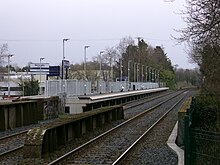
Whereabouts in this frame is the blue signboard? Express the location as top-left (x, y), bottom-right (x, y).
top-left (48, 66), bottom-right (60, 76)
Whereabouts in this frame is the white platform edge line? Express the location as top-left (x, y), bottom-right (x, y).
top-left (167, 121), bottom-right (184, 165)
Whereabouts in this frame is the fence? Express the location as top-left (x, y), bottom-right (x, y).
top-left (45, 80), bottom-right (91, 97)
top-left (45, 79), bottom-right (162, 97)
top-left (184, 99), bottom-right (220, 165)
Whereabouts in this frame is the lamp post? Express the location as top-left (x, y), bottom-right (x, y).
top-left (152, 68), bottom-right (155, 82)
top-left (84, 46), bottom-right (90, 80)
top-left (134, 63), bottom-right (136, 82)
top-left (128, 60), bottom-right (131, 91)
top-left (149, 67), bottom-right (152, 82)
top-left (62, 38), bottom-right (69, 80)
top-left (7, 54), bottom-right (14, 97)
top-left (99, 51), bottom-right (104, 80)
top-left (146, 66), bottom-right (149, 82)
top-left (158, 70), bottom-right (160, 87)
top-left (137, 63), bottom-right (139, 82)
top-left (84, 46), bottom-right (90, 95)
top-left (120, 59), bottom-right (123, 82)
top-left (39, 57), bottom-right (45, 95)
top-left (142, 65), bottom-right (144, 82)
top-left (110, 57), bottom-right (114, 93)
top-left (99, 51), bottom-right (104, 93)
top-left (128, 60), bottom-right (131, 83)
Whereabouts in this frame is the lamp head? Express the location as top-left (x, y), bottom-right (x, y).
top-left (63, 38), bottom-right (70, 42)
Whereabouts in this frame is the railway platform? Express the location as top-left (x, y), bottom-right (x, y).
top-left (66, 87), bottom-right (168, 114)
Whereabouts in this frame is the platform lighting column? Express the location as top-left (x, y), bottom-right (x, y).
top-left (62, 38), bottom-right (69, 80)
top-left (99, 51), bottom-right (104, 93)
top-left (155, 69), bottom-right (157, 83)
top-left (84, 46), bottom-right (90, 95)
top-left (158, 70), bottom-right (160, 87)
top-left (134, 63), bottom-right (136, 82)
top-left (142, 65), bottom-right (144, 82)
top-left (110, 57), bottom-right (113, 92)
top-left (84, 46), bottom-right (90, 80)
top-left (148, 67), bottom-right (151, 82)
top-left (151, 68), bottom-right (154, 82)
top-left (128, 60), bottom-right (131, 90)
top-left (39, 57), bottom-right (45, 95)
top-left (152, 68), bottom-right (155, 82)
top-left (128, 60), bottom-right (132, 82)
top-left (150, 67), bottom-right (153, 82)
top-left (7, 54), bottom-right (14, 97)
top-left (145, 66), bottom-right (148, 82)
top-left (137, 63), bottom-right (139, 82)
top-left (120, 58), bottom-right (122, 82)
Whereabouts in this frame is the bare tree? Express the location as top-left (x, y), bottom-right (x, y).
top-left (102, 47), bottom-right (117, 81)
top-left (116, 36), bottom-right (135, 57)
top-left (177, 0), bottom-right (220, 94)
top-left (0, 43), bottom-right (9, 67)
top-left (178, 0), bottom-right (220, 46)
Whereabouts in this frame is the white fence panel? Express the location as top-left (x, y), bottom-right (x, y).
top-left (45, 79), bottom-right (163, 97)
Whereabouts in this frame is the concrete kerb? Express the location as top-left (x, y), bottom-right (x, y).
top-left (167, 121), bottom-right (184, 165)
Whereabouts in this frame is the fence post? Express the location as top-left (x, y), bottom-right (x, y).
top-left (184, 109), bottom-right (190, 165)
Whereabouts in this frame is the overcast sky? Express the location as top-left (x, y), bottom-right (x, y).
top-left (0, 0), bottom-right (195, 69)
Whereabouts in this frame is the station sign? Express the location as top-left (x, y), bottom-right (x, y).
top-left (30, 63), bottom-right (50, 75)
top-left (62, 60), bottom-right (70, 68)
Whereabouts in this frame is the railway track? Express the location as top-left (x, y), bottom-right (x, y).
top-left (112, 93), bottom-right (185, 164)
top-left (122, 90), bottom-right (175, 110)
top-left (0, 90), bottom-right (190, 164)
top-left (0, 118), bottom-right (60, 160)
top-left (0, 130), bottom-right (27, 157)
top-left (0, 90), bottom-right (173, 159)
top-left (48, 90), bottom-right (187, 164)
top-left (0, 130), bottom-right (27, 165)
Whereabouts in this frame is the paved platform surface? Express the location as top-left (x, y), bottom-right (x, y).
top-left (167, 122), bottom-right (184, 165)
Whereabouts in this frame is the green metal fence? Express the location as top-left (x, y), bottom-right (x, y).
top-left (185, 99), bottom-right (220, 165)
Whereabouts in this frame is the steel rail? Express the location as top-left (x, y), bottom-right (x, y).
top-left (0, 130), bottom-right (28, 141)
top-left (112, 95), bottom-right (185, 165)
top-left (0, 145), bottom-right (23, 157)
top-left (48, 91), bottom-right (185, 165)
top-left (122, 90), bottom-right (175, 109)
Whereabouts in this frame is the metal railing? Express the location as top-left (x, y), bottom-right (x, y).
top-left (45, 79), bottom-right (162, 97)
top-left (184, 98), bottom-right (220, 165)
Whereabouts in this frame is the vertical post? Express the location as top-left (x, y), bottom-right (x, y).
top-left (62, 38), bottom-right (69, 80)
top-left (149, 67), bottom-right (152, 82)
top-left (134, 63), bottom-right (136, 82)
top-left (99, 51), bottom-right (104, 80)
top-left (7, 54), bottom-right (14, 97)
top-left (142, 65), bottom-right (144, 82)
top-left (39, 57), bottom-right (45, 95)
top-left (152, 68), bottom-right (155, 82)
top-left (127, 60), bottom-right (131, 91)
top-left (84, 46), bottom-right (90, 95)
top-left (185, 114), bottom-right (190, 165)
top-left (120, 59), bottom-right (123, 91)
top-left (146, 66), bottom-right (148, 82)
top-left (110, 57), bottom-right (113, 92)
top-left (137, 63), bottom-right (139, 82)
top-left (158, 70), bottom-right (160, 87)
top-left (128, 60), bottom-right (130, 82)
top-left (99, 51), bottom-right (104, 94)
top-left (84, 46), bottom-right (90, 81)
top-left (62, 40), bottom-right (64, 80)
top-left (22, 73), bottom-right (24, 96)
top-left (8, 56), bottom-right (10, 97)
